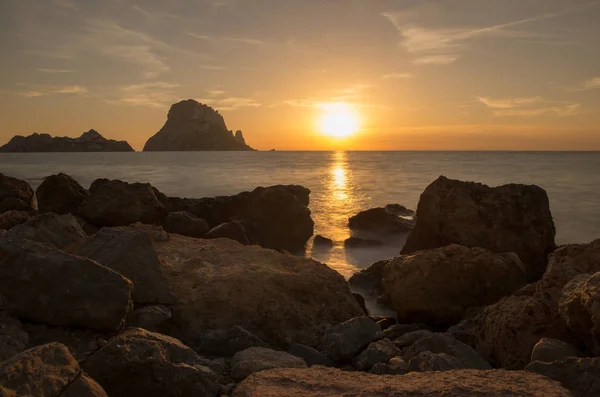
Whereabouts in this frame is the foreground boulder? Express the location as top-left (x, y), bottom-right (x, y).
top-left (233, 367), bottom-right (572, 396)
top-left (0, 210), bottom-right (29, 230)
top-left (321, 317), bottom-right (382, 362)
top-left (78, 179), bottom-right (167, 227)
top-left (348, 207), bottom-right (413, 234)
top-left (165, 185), bottom-right (314, 251)
top-left (82, 328), bottom-right (220, 397)
top-left (401, 176), bottom-right (556, 280)
top-left (0, 343), bottom-right (108, 397)
top-left (162, 211), bottom-right (209, 238)
top-left (36, 173), bottom-right (89, 215)
top-left (134, 226), bottom-right (363, 349)
top-left (230, 347), bottom-right (307, 381)
top-left (382, 245), bottom-right (527, 326)
top-left (0, 242), bottom-right (132, 331)
top-left (0, 313), bottom-right (29, 362)
top-left (75, 227), bottom-right (175, 304)
top-left (0, 173), bottom-right (34, 208)
top-left (527, 357), bottom-right (600, 397)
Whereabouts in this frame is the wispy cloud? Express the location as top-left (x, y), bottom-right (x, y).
top-left (37, 68), bottom-right (73, 73)
top-left (413, 55), bottom-right (459, 65)
top-left (477, 96), bottom-right (542, 109)
top-left (584, 77), bottom-right (600, 89)
top-left (108, 82), bottom-right (180, 108)
top-left (199, 64), bottom-right (227, 71)
top-left (478, 96), bottom-right (581, 117)
top-left (383, 72), bottom-right (414, 79)
top-left (494, 104), bottom-right (581, 117)
top-left (188, 33), bottom-right (267, 46)
top-left (16, 84), bottom-right (87, 97)
top-left (206, 89), bottom-right (227, 96)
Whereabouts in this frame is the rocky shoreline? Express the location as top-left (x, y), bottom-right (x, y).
top-left (1, 172), bottom-right (598, 396)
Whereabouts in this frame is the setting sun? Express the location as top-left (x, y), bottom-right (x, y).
top-left (317, 102), bottom-right (360, 138)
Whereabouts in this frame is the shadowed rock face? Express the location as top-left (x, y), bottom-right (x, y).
top-left (0, 130), bottom-right (134, 152)
top-left (143, 99), bottom-right (255, 151)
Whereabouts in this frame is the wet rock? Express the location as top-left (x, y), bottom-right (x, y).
top-left (78, 179), bottom-right (167, 227)
top-left (353, 293), bottom-right (368, 314)
top-left (0, 213), bottom-right (86, 251)
top-left (287, 343), bottom-right (333, 367)
top-left (0, 173), bottom-right (34, 207)
top-left (83, 328), bottom-right (220, 397)
top-left (0, 312), bottom-right (29, 362)
top-left (0, 197), bottom-right (32, 213)
top-left (312, 234), bottom-right (333, 248)
top-left (530, 338), bottom-right (583, 363)
top-left (126, 305), bottom-right (172, 332)
top-left (0, 210), bottom-right (29, 230)
top-left (75, 227), bottom-right (175, 304)
top-left (526, 357), bottom-right (600, 397)
top-left (403, 333), bottom-right (491, 370)
top-left (36, 173), bottom-right (89, 215)
top-left (232, 366), bottom-right (572, 397)
top-left (392, 330), bottom-right (434, 349)
top-left (230, 347), bottom-right (306, 381)
top-left (0, 343), bottom-right (108, 397)
top-left (193, 326), bottom-right (269, 357)
top-left (383, 323), bottom-right (428, 341)
top-left (348, 207), bottom-right (413, 234)
top-left (353, 339), bottom-right (401, 370)
top-left (321, 317), bottom-right (382, 362)
top-left (204, 220), bottom-right (253, 245)
top-left (344, 237), bottom-right (383, 248)
top-left (0, 242), bottom-right (132, 331)
top-left (401, 176), bottom-right (556, 280)
top-left (383, 245), bottom-right (527, 327)
top-left (162, 211), bottom-right (209, 238)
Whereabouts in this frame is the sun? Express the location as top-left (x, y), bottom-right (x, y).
top-left (317, 102), bottom-right (360, 138)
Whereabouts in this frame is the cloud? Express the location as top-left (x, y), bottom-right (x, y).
top-left (16, 84), bottom-right (87, 97)
top-left (199, 64), bottom-right (227, 71)
top-left (108, 82), bottom-right (180, 108)
top-left (477, 96), bottom-right (542, 109)
top-left (584, 77), bottom-right (600, 89)
top-left (493, 104), bottom-right (581, 117)
top-left (383, 73), bottom-right (414, 79)
top-left (37, 68), bottom-right (73, 73)
top-left (188, 32), bottom-right (267, 46)
top-left (478, 96), bottom-right (581, 117)
top-left (413, 55), bottom-right (459, 65)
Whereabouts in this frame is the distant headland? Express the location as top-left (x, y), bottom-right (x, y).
top-left (0, 129), bottom-right (134, 153)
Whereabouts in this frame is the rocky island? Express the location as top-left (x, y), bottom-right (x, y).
top-left (143, 99), bottom-right (256, 151)
top-left (0, 173), bottom-right (598, 396)
top-left (0, 129), bottom-right (134, 152)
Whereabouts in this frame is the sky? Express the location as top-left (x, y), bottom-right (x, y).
top-left (1, 0), bottom-right (599, 151)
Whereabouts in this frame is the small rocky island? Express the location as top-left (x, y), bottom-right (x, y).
top-left (143, 99), bottom-right (255, 151)
top-left (0, 129), bottom-right (134, 152)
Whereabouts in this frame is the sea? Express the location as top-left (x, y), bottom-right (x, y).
top-left (2, 151), bottom-right (599, 280)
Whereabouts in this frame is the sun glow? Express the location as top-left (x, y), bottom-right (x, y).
top-left (317, 102), bottom-right (360, 138)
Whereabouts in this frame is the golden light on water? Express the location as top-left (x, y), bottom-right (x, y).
top-left (317, 102), bottom-right (360, 138)
top-left (331, 166), bottom-right (348, 200)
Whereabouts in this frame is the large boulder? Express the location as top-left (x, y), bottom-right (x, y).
top-left (82, 328), bottom-right (220, 397)
top-left (0, 313), bottom-right (29, 362)
top-left (162, 211), bottom-right (209, 238)
top-left (321, 317), bottom-right (382, 362)
top-left (134, 225), bottom-right (363, 349)
top-left (75, 227), bottom-right (175, 304)
top-left (204, 220), bottom-right (254, 245)
top-left (401, 176), bottom-right (556, 280)
top-left (0, 210), bottom-right (29, 230)
top-left (78, 179), bottom-right (167, 227)
top-left (527, 357), bottom-right (600, 397)
top-left (0, 173), bottom-right (34, 208)
top-left (402, 333), bottom-right (491, 370)
top-left (382, 245), bottom-right (527, 326)
top-left (348, 207), bottom-right (413, 234)
top-left (165, 185), bottom-right (314, 251)
top-left (0, 343), bottom-right (108, 397)
top-left (0, 242), bottom-right (132, 331)
top-left (36, 173), bottom-right (89, 215)
top-left (0, 212), bottom-right (86, 251)
top-left (0, 197), bottom-right (32, 212)
top-left (232, 367), bottom-right (572, 397)
top-left (230, 347), bottom-right (307, 381)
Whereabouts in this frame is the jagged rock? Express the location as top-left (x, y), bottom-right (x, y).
top-left (403, 333), bottom-right (491, 370)
top-left (204, 220), bottom-right (254, 245)
top-left (133, 225), bottom-right (363, 348)
top-left (559, 272), bottom-right (600, 354)
top-left (0, 129), bottom-right (134, 152)
top-left (353, 338), bottom-right (401, 370)
top-left (530, 338), bottom-right (583, 363)
top-left (162, 211), bottom-right (209, 238)
top-left (401, 176), bottom-right (556, 280)
top-left (0, 242), bottom-right (132, 331)
top-left (36, 173), bottom-right (89, 214)
top-left (392, 330), bottom-right (434, 349)
top-left (344, 237), bottom-right (383, 248)
top-left (0, 197), bottom-right (32, 212)
top-left (143, 99), bottom-right (255, 151)
top-left (165, 185), bottom-right (314, 252)
top-left (348, 207), bottom-right (413, 234)
top-left (0, 173), bottom-right (34, 206)
top-left (78, 179), bottom-right (167, 227)
top-left (287, 344), bottom-right (333, 367)
top-left (527, 357), bottom-right (600, 397)
top-left (0, 313), bottom-right (29, 362)
top-left (126, 305), bottom-right (172, 332)
top-left (193, 326), bottom-right (269, 357)
top-left (230, 347), bottom-right (306, 381)
top-left (383, 323), bottom-right (428, 341)
top-left (383, 245), bottom-right (527, 326)
top-left (0, 213), bottom-right (86, 251)
top-left (321, 317), bottom-right (382, 362)
top-left (82, 328), bottom-right (220, 397)
top-left (0, 343), bottom-right (109, 397)
top-left (0, 210), bottom-right (29, 230)
top-left (75, 227), bottom-right (175, 304)
top-left (348, 259), bottom-right (390, 298)
top-left (232, 367), bottom-right (572, 397)
top-left (312, 235), bottom-right (333, 248)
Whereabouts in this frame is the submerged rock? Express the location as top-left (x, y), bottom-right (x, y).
top-left (36, 173), bottom-right (89, 215)
top-left (312, 235), bottom-right (333, 248)
top-left (230, 347), bottom-right (306, 381)
top-left (348, 207), bottom-right (413, 234)
top-left (401, 176), bottom-right (556, 280)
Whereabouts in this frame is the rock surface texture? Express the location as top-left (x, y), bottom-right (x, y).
top-left (401, 176), bottom-right (556, 280)
top-left (527, 357), bottom-right (600, 397)
top-left (143, 100), bottom-right (255, 151)
top-left (0, 129), bottom-right (133, 152)
top-left (321, 317), bottom-right (382, 362)
top-left (230, 347), bottom-right (307, 381)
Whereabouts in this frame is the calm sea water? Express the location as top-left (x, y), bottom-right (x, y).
top-left (1, 151), bottom-right (599, 279)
